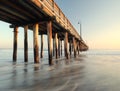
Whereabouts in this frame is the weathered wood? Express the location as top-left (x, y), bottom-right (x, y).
top-left (33, 23), bottom-right (39, 63)
top-left (0, 1), bottom-right (88, 64)
top-left (13, 26), bottom-right (18, 62)
top-left (79, 42), bottom-right (82, 51)
top-left (69, 40), bottom-right (72, 56)
top-left (24, 25), bottom-right (28, 62)
top-left (64, 32), bottom-right (69, 59)
top-left (77, 42), bottom-right (80, 55)
top-left (79, 41), bottom-right (81, 52)
top-left (40, 34), bottom-right (43, 58)
top-left (72, 43), bottom-right (74, 52)
top-left (73, 37), bottom-right (76, 58)
top-left (55, 33), bottom-right (58, 59)
top-left (47, 21), bottom-right (53, 65)
top-left (30, 0), bottom-right (81, 40)
top-left (0, 0), bottom-right (85, 43)
top-left (53, 37), bottom-right (55, 57)
top-left (61, 40), bottom-right (62, 56)
top-left (58, 38), bottom-right (60, 57)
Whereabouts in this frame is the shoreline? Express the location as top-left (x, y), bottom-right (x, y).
top-left (0, 50), bottom-right (120, 91)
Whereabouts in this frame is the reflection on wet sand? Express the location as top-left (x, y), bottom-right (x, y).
top-left (1, 55), bottom-right (120, 91)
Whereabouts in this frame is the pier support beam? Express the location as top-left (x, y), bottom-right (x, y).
top-left (69, 40), bottom-right (72, 56)
top-left (47, 21), bottom-right (53, 65)
top-left (53, 37), bottom-right (55, 57)
top-left (79, 42), bottom-right (81, 52)
top-left (58, 38), bottom-right (60, 57)
top-left (73, 37), bottom-right (76, 58)
top-left (55, 33), bottom-right (58, 59)
top-left (13, 26), bottom-right (18, 62)
top-left (40, 34), bottom-right (43, 58)
top-left (61, 40), bottom-right (62, 56)
top-left (77, 42), bottom-right (80, 55)
top-left (64, 32), bottom-right (69, 59)
top-left (33, 23), bottom-right (39, 63)
top-left (24, 25), bottom-right (28, 62)
top-left (72, 42), bottom-right (74, 52)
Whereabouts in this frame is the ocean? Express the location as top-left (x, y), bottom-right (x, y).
top-left (0, 49), bottom-right (120, 91)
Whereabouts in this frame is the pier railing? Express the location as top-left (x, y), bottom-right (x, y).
top-left (31, 0), bottom-right (80, 40)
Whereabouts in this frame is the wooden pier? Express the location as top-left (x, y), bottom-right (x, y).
top-left (0, 0), bottom-right (88, 65)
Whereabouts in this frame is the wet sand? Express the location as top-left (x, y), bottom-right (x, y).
top-left (1, 54), bottom-right (120, 91)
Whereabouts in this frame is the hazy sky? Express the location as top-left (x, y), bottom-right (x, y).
top-left (0, 0), bottom-right (120, 49)
top-left (55, 0), bottom-right (120, 49)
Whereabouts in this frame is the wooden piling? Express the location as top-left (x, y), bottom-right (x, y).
top-left (47, 21), bottom-right (53, 65)
top-left (69, 40), bottom-right (72, 56)
top-left (73, 37), bottom-right (76, 58)
top-left (77, 42), bottom-right (80, 55)
top-left (55, 33), bottom-right (58, 59)
top-left (58, 38), bottom-right (60, 57)
top-left (79, 41), bottom-right (81, 52)
top-left (53, 37), bottom-right (55, 56)
top-left (64, 32), bottom-right (69, 59)
top-left (33, 23), bottom-right (39, 63)
top-left (40, 34), bottom-right (43, 58)
top-left (72, 42), bottom-right (74, 52)
top-left (13, 26), bottom-right (18, 62)
top-left (24, 25), bottom-right (28, 62)
top-left (61, 40), bottom-right (62, 56)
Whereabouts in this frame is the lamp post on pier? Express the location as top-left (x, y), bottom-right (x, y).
top-left (78, 21), bottom-right (82, 38)
top-left (78, 21), bottom-right (82, 52)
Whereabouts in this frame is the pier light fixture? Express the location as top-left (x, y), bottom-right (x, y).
top-left (78, 21), bottom-right (82, 38)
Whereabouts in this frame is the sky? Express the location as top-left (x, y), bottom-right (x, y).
top-left (0, 0), bottom-right (120, 49)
